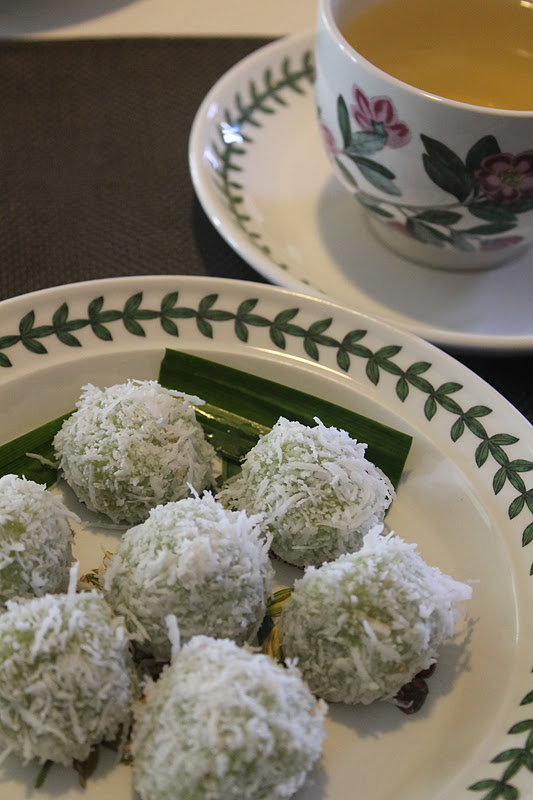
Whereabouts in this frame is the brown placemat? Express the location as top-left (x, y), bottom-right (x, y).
top-left (0, 36), bottom-right (272, 301)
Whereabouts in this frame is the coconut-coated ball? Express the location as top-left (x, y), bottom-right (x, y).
top-left (0, 582), bottom-right (136, 765)
top-left (53, 379), bottom-right (215, 524)
top-left (0, 473), bottom-right (76, 604)
top-left (217, 416), bottom-right (394, 567)
top-left (278, 530), bottom-right (472, 704)
top-left (102, 493), bottom-right (273, 661)
top-left (131, 635), bottom-right (326, 800)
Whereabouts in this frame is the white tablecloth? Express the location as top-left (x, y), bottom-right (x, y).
top-left (0, 0), bottom-right (316, 38)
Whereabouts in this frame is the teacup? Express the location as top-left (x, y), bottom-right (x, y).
top-left (314, 0), bottom-right (533, 271)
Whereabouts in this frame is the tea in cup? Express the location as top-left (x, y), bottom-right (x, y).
top-left (314, 0), bottom-right (533, 270)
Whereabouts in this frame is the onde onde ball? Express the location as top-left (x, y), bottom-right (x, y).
top-left (131, 635), bottom-right (326, 800)
top-left (278, 530), bottom-right (472, 704)
top-left (0, 474), bottom-right (75, 604)
top-left (0, 584), bottom-right (136, 765)
top-left (53, 380), bottom-right (215, 524)
top-left (217, 416), bottom-right (394, 567)
top-left (102, 493), bottom-right (273, 661)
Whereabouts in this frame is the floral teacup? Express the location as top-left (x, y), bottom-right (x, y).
top-left (315, 0), bottom-right (533, 271)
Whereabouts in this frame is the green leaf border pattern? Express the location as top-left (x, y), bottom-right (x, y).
top-left (1, 290), bottom-right (532, 800)
top-left (208, 49), bottom-right (314, 279)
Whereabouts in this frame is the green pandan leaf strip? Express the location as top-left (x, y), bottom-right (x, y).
top-left (0, 413), bottom-right (69, 486)
top-left (193, 404), bottom-right (269, 463)
top-left (158, 348), bottom-right (412, 489)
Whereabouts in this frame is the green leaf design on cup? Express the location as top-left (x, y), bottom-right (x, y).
top-left (465, 134), bottom-right (501, 173)
top-left (421, 135), bottom-right (475, 202)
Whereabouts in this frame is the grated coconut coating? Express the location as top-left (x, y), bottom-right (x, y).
top-left (0, 576), bottom-right (137, 766)
top-left (131, 635), bottom-right (327, 800)
top-left (278, 530), bottom-right (472, 704)
top-left (53, 379), bottom-right (216, 524)
top-left (217, 416), bottom-right (394, 567)
top-left (0, 474), bottom-right (76, 605)
top-left (102, 493), bottom-right (273, 661)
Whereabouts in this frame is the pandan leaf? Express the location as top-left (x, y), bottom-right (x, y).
top-left (0, 413), bottom-right (69, 486)
top-left (159, 349), bottom-right (412, 488)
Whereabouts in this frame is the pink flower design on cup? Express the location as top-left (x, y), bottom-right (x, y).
top-left (351, 87), bottom-right (411, 149)
top-left (388, 220), bottom-right (409, 236)
top-left (475, 150), bottom-right (533, 203)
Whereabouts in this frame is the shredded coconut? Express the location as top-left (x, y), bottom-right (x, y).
top-left (102, 493), bottom-right (273, 661)
top-left (0, 474), bottom-right (78, 604)
top-left (53, 380), bottom-right (215, 525)
top-left (278, 529), bottom-right (473, 704)
top-left (0, 584), bottom-right (137, 765)
top-left (217, 416), bottom-right (394, 567)
top-left (131, 636), bottom-right (326, 800)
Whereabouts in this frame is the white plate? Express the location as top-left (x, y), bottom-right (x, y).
top-left (0, 275), bottom-right (532, 800)
top-left (189, 31), bottom-right (533, 354)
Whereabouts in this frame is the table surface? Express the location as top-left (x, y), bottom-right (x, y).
top-left (0, 0), bottom-right (316, 38)
top-left (0, 2), bottom-right (531, 426)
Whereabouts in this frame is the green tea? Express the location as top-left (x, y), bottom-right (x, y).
top-left (341, 0), bottom-right (533, 110)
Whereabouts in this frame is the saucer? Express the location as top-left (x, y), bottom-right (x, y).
top-left (189, 31), bottom-right (533, 354)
